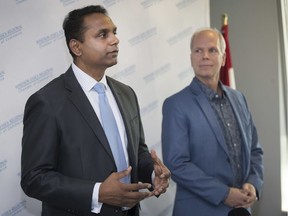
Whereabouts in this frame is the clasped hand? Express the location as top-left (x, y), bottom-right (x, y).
top-left (224, 183), bottom-right (257, 208)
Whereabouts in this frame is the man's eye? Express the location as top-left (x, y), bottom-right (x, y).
top-left (209, 48), bottom-right (218, 53)
top-left (97, 31), bottom-right (108, 38)
top-left (194, 49), bottom-right (202, 54)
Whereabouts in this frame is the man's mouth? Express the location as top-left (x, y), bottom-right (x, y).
top-left (200, 63), bottom-right (212, 67)
top-left (108, 50), bottom-right (118, 56)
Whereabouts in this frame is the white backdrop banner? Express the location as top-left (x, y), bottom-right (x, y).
top-left (0, 0), bottom-right (209, 215)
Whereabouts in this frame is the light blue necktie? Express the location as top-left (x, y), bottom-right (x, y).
top-left (94, 83), bottom-right (130, 183)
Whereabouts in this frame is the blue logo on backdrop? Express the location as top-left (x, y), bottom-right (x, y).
top-left (0, 114), bottom-right (23, 136)
top-left (176, 0), bottom-right (197, 10)
top-left (140, 100), bottom-right (158, 116)
top-left (15, 68), bottom-right (53, 93)
top-left (1, 200), bottom-right (27, 216)
top-left (167, 26), bottom-right (193, 46)
top-left (36, 30), bottom-right (64, 48)
top-left (60, 0), bottom-right (83, 6)
top-left (112, 65), bottom-right (136, 80)
top-left (15, 0), bottom-right (28, 4)
top-left (143, 63), bottom-right (170, 83)
top-left (141, 0), bottom-right (163, 9)
top-left (0, 160), bottom-right (7, 172)
top-left (0, 25), bottom-right (22, 45)
top-left (128, 27), bottom-right (157, 46)
top-left (0, 70), bottom-right (5, 81)
top-left (102, 0), bottom-right (123, 7)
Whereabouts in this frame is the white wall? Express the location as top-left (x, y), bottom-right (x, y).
top-left (0, 1), bottom-right (209, 216)
top-left (210, 0), bottom-right (284, 215)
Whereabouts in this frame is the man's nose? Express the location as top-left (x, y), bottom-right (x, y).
top-left (202, 50), bottom-right (209, 59)
top-left (110, 34), bottom-right (119, 45)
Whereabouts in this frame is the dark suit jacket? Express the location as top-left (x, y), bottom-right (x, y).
top-left (21, 67), bottom-right (154, 216)
top-left (162, 77), bottom-right (264, 216)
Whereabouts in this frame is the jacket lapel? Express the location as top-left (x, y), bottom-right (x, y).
top-left (63, 67), bottom-right (115, 162)
top-left (190, 79), bottom-right (229, 155)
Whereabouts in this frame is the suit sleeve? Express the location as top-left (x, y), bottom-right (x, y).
top-left (241, 93), bottom-right (264, 197)
top-left (21, 92), bottom-right (95, 214)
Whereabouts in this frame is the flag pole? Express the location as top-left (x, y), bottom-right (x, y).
top-left (222, 13), bottom-right (228, 25)
top-left (220, 13), bottom-right (236, 89)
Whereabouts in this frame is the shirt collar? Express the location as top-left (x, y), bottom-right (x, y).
top-left (72, 63), bottom-right (108, 92)
top-left (194, 77), bottom-right (226, 100)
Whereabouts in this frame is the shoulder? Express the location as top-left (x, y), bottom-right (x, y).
top-left (30, 74), bottom-right (65, 101)
top-left (24, 69), bottom-right (72, 112)
top-left (107, 76), bottom-right (131, 89)
top-left (29, 67), bottom-right (77, 98)
top-left (107, 76), bottom-right (136, 96)
top-left (164, 80), bottom-right (200, 106)
top-left (223, 85), bottom-right (247, 103)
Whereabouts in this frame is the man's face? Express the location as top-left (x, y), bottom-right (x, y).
top-left (74, 13), bottom-right (119, 70)
top-left (190, 30), bottom-right (225, 82)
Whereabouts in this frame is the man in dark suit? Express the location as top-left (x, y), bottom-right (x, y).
top-left (161, 28), bottom-right (263, 216)
top-left (21, 5), bottom-right (170, 216)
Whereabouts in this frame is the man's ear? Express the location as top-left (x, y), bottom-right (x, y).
top-left (69, 39), bottom-right (82, 57)
top-left (221, 52), bottom-right (226, 67)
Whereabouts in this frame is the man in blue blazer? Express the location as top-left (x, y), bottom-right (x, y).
top-left (21, 5), bottom-right (170, 216)
top-left (162, 28), bottom-right (263, 216)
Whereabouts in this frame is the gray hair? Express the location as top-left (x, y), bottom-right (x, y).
top-left (190, 27), bottom-right (226, 54)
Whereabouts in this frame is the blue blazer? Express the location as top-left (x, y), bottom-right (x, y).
top-left (162, 78), bottom-right (263, 216)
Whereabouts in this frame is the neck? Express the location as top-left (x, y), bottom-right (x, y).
top-left (74, 61), bottom-right (106, 81)
top-left (197, 76), bottom-right (218, 91)
top-left (196, 76), bottom-right (223, 96)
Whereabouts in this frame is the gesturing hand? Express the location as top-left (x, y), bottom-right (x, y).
top-left (99, 166), bottom-right (153, 208)
top-left (151, 149), bottom-right (171, 196)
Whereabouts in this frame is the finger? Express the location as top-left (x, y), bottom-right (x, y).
top-left (151, 151), bottom-right (165, 174)
top-left (243, 183), bottom-right (255, 194)
top-left (153, 186), bottom-right (163, 194)
top-left (151, 151), bottom-right (171, 180)
top-left (123, 182), bottom-right (152, 191)
top-left (124, 190), bottom-right (153, 201)
top-left (121, 191), bottom-right (153, 207)
top-left (161, 168), bottom-right (171, 179)
top-left (152, 178), bottom-right (169, 195)
top-left (124, 191), bottom-right (149, 200)
top-left (153, 179), bottom-right (169, 194)
top-left (151, 149), bottom-right (161, 164)
top-left (242, 186), bottom-right (250, 194)
top-left (114, 166), bottom-right (132, 180)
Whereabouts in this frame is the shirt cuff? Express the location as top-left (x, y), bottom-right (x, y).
top-left (91, 182), bottom-right (103, 214)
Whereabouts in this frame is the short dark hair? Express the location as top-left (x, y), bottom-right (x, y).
top-left (62, 5), bottom-right (108, 57)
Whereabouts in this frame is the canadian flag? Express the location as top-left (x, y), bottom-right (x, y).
top-left (220, 14), bottom-right (236, 89)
